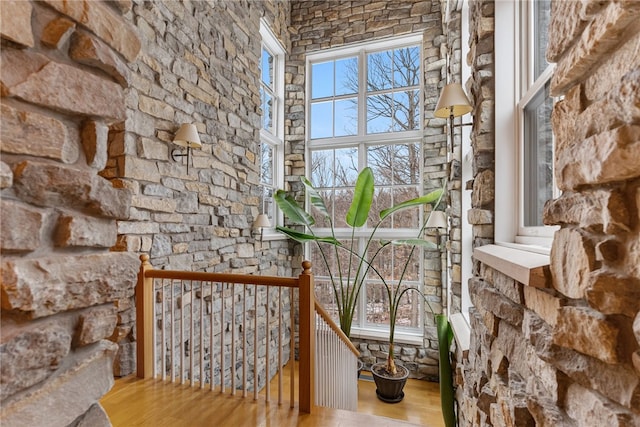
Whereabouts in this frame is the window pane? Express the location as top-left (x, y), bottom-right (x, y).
top-left (367, 143), bottom-right (420, 186)
top-left (335, 57), bottom-right (358, 96)
top-left (523, 82), bottom-right (553, 227)
top-left (534, 0), bottom-right (551, 80)
top-left (367, 51), bottom-right (393, 91)
top-left (261, 48), bottom-right (273, 88)
top-left (393, 46), bottom-right (419, 87)
top-left (334, 188), bottom-right (354, 228)
top-left (311, 150), bottom-right (334, 187)
top-left (392, 187), bottom-right (420, 229)
top-left (262, 90), bottom-right (273, 133)
top-left (393, 90), bottom-right (419, 131)
top-left (310, 101), bottom-right (333, 139)
top-left (260, 143), bottom-right (273, 186)
top-left (263, 187), bottom-right (274, 223)
top-left (367, 94), bottom-right (393, 133)
top-left (334, 98), bottom-right (357, 136)
top-left (334, 147), bottom-right (358, 186)
top-left (312, 61), bottom-right (333, 99)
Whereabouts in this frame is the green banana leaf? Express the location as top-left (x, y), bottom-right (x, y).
top-left (346, 167), bottom-right (374, 228)
top-left (275, 226), bottom-right (340, 245)
top-left (379, 188), bottom-right (444, 221)
top-left (274, 190), bottom-right (315, 227)
top-left (301, 176), bottom-right (330, 220)
top-left (436, 314), bottom-right (456, 427)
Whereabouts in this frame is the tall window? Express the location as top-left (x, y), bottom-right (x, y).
top-left (306, 35), bottom-right (424, 336)
top-left (518, 0), bottom-right (556, 238)
top-left (259, 21), bottom-right (285, 229)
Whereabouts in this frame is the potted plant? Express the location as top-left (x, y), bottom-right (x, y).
top-left (275, 167), bottom-right (445, 401)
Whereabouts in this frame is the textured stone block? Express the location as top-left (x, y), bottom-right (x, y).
top-left (544, 189), bottom-right (630, 233)
top-left (0, 162), bottom-right (12, 189)
top-left (527, 312), bottom-right (640, 409)
top-left (80, 120), bottom-right (108, 170)
top-left (1, 252), bottom-right (138, 318)
top-left (0, 199), bottom-right (45, 253)
top-left (551, 2), bottom-right (640, 96)
top-left (12, 160), bottom-right (130, 219)
top-left (76, 305), bottom-right (118, 346)
top-left (553, 307), bottom-right (619, 364)
top-left (0, 340), bottom-right (117, 427)
top-left (586, 272), bottom-right (640, 318)
top-left (0, 104), bottom-right (80, 164)
top-left (0, 321), bottom-right (71, 400)
top-left (42, 0), bottom-right (140, 61)
top-left (41, 17), bottom-right (76, 49)
top-left (565, 382), bottom-right (640, 427)
top-left (0, 0), bottom-right (34, 47)
top-left (584, 32), bottom-right (640, 102)
top-left (70, 31), bottom-right (129, 87)
top-left (550, 228), bottom-right (595, 299)
top-left (70, 403), bottom-right (111, 427)
top-left (524, 286), bottom-right (562, 327)
top-left (527, 396), bottom-right (576, 427)
top-left (54, 213), bottom-right (117, 248)
top-left (546, 0), bottom-right (589, 62)
top-left (556, 125), bottom-right (640, 190)
top-left (471, 169), bottom-right (494, 208)
top-left (2, 53), bottom-right (125, 120)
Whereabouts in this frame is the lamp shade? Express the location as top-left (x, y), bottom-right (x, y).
top-left (434, 83), bottom-right (472, 118)
top-left (173, 123), bottom-right (202, 149)
top-left (253, 213), bottom-right (271, 229)
top-left (426, 210), bottom-right (448, 229)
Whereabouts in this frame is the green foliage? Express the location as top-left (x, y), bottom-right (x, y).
top-left (436, 314), bottom-right (456, 427)
top-left (275, 167), bottom-right (445, 348)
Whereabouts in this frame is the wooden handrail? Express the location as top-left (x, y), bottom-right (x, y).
top-left (143, 268), bottom-right (300, 288)
top-left (314, 302), bottom-right (360, 358)
top-left (135, 255), bottom-right (316, 414)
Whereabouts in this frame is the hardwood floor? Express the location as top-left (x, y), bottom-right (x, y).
top-left (102, 366), bottom-right (445, 427)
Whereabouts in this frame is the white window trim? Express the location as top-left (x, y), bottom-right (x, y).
top-left (494, 0), bottom-right (557, 251)
top-left (259, 19), bottom-right (285, 238)
top-left (305, 34), bottom-right (426, 336)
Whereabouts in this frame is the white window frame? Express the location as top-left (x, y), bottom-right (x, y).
top-left (305, 34), bottom-right (425, 343)
top-left (259, 20), bottom-right (285, 239)
top-left (495, 0), bottom-right (558, 253)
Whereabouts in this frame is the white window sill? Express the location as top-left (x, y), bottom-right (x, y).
top-left (449, 312), bottom-right (470, 353)
top-left (473, 244), bottom-right (550, 288)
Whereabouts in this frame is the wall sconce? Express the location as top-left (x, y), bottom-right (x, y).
top-left (434, 82), bottom-right (472, 154)
top-left (426, 210), bottom-right (450, 316)
top-left (253, 213), bottom-right (271, 241)
top-left (171, 123), bottom-right (202, 173)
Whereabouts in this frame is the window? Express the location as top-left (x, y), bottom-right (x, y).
top-left (517, 0), bottom-right (557, 238)
top-left (259, 21), bottom-right (285, 232)
top-left (306, 35), bottom-right (424, 337)
top-left (494, 0), bottom-right (557, 249)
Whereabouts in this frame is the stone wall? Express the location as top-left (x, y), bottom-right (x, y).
top-left (0, 1), bottom-right (140, 426)
top-left (289, 0), bottom-right (450, 379)
top-left (106, 0), bottom-right (294, 377)
top-left (458, 1), bottom-right (640, 425)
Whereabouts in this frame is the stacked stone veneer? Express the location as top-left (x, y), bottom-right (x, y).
top-left (458, 1), bottom-right (640, 425)
top-left (1, 1), bottom-right (140, 426)
top-left (289, 0), bottom-right (451, 379)
top-left (107, 0), bottom-right (293, 377)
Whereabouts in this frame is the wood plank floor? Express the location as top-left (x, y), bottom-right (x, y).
top-left (102, 366), bottom-right (445, 427)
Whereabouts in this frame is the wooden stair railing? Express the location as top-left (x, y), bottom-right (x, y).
top-left (136, 255), bottom-right (316, 413)
top-left (314, 302), bottom-right (360, 411)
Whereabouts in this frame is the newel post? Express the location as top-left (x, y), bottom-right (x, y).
top-left (136, 254), bottom-right (154, 378)
top-left (298, 260), bottom-right (315, 413)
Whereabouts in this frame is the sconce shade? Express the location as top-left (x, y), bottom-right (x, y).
top-left (253, 213), bottom-right (271, 229)
top-left (426, 210), bottom-right (448, 229)
top-left (434, 83), bottom-right (473, 118)
top-left (173, 123), bottom-right (202, 149)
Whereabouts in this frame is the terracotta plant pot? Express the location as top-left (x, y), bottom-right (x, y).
top-left (371, 362), bottom-right (409, 403)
